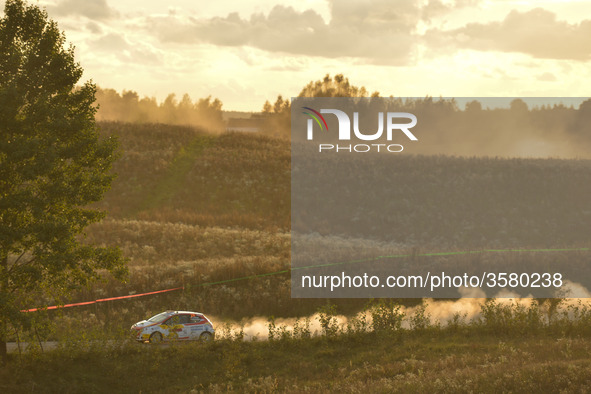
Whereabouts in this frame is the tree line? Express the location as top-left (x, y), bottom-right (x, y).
top-left (95, 88), bottom-right (224, 131)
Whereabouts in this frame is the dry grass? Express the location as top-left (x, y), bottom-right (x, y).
top-left (4, 328), bottom-right (591, 393)
top-left (96, 121), bottom-right (290, 230)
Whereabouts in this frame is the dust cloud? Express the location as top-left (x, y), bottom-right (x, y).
top-left (209, 281), bottom-right (591, 341)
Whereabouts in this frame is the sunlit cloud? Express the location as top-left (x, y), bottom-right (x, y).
top-left (427, 8), bottom-right (591, 60)
top-left (47, 0), bottom-right (118, 21)
top-left (141, 3), bottom-right (418, 65)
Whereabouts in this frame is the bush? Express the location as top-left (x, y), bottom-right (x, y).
top-left (479, 299), bottom-right (544, 335)
top-left (367, 300), bottom-right (405, 332)
top-left (409, 303), bottom-right (434, 331)
top-left (317, 303), bottom-right (340, 337)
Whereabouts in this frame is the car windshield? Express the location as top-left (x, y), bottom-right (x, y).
top-left (147, 312), bottom-right (170, 323)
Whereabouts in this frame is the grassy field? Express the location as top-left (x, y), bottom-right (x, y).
top-left (4, 323), bottom-right (591, 393)
top-left (7, 121), bottom-right (591, 391)
top-left (96, 121), bottom-right (290, 230)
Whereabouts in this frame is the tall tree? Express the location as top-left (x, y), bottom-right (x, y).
top-left (0, 0), bottom-right (127, 362)
top-left (298, 73), bottom-right (379, 98)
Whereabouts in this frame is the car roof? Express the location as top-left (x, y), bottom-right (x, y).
top-left (165, 310), bottom-right (203, 315)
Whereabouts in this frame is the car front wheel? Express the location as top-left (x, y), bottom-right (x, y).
top-left (149, 332), bottom-right (163, 344)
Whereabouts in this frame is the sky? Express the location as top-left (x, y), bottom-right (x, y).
top-left (3, 0), bottom-right (591, 111)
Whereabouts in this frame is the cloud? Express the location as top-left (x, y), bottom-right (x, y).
top-left (537, 72), bottom-right (557, 82)
top-left (86, 22), bottom-right (103, 34)
top-left (143, 1), bottom-right (423, 65)
top-left (426, 8), bottom-right (591, 60)
top-left (91, 32), bottom-right (128, 51)
top-left (48, 0), bottom-right (118, 21)
top-left (421, 0), bottom-right (481, 23)
top-left (132, 2), bottom-right (589, 65)
top-left (88, 32), bottom-right (161, 65)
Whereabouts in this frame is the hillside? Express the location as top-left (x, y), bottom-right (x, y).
top-left (97, 121), bottom-right (591, 247)
top-left (56, 121), bottom-right (590, 318)
top-left (96, 121), bottom-right (290, 230)
top-left (6, 121), bottom-right (591, 392)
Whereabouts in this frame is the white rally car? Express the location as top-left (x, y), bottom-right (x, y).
top-left (131, 310), bottom-right (215, 343)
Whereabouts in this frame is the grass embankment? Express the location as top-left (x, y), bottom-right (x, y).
top-left (8, 298), bottom-right (591, 392)
top-left (3, 329), bottom-right (591, 393)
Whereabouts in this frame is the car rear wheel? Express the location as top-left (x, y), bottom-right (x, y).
top-left (199, 332), bottom-right (213, 342)
top-left (149, 332), bottom-right (163, 344)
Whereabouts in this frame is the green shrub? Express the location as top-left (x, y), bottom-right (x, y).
top-left (409, 303), bottom-right (433, 331)
top-left (367, 300), bottom-right (405, 332)
top-left (317, 303), bottom-right (340, 337)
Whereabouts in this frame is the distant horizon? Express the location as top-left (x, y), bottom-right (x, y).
top-left (95, 86), bottom-right (590, 113)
